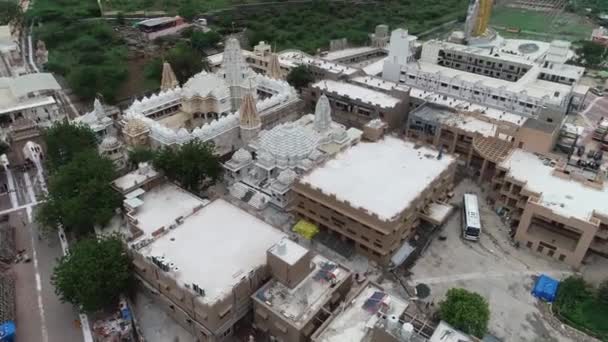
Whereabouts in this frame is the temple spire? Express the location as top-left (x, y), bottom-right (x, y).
top-left (267, 53), bottom-right (282, 79)
top-left (239, 85), bottom-right (261, 144)
top-left (161, 61), bottom-right (179, 91)
top-left (223, 37), bottom-right (250, 111)
top-left (314, 94), bottom-right (332, 133)
top-left (93, 97), bottom-right (106, 119)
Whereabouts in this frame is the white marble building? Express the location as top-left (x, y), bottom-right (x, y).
top-left (223, 95), bottom-right (362, 210)
top-left (118, 38), bottom-right (301, 155)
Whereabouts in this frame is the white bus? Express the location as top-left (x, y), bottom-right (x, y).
top-left (462, 193), bottom-right (481, 241)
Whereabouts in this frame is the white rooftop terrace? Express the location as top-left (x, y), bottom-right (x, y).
top-left (351, 76), bottom-right (409, 93)
top-left (138, 195), bottom-right (286, 304)
top-left (255, 255), bottom-right (349, 328)
top-left (409, 87), bottom-right (527, 126)
top-left (500, 149), bottom-right (608, 222)
top-left (112, 165), bottom-right (159, 193)
top-left (314, 283), bottom-right (409, 342)
top-left (269, 238), bottom-right (309, 266)
top-left (300, 136), bottom-right (455, 221)
top-left (321, 46), bottom-right (380, 61)
top-left (413, 62), bottom-right (572, 104)
top-left (313, 80), bottom-right (401, 108)
top-left (279, 51), bottom-right (359, 76)
top-left (441, 112), bottom-right (497, 137)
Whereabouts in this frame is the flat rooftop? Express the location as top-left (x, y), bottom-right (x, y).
top-left (412, 62), bottom-right (572, 105)
top-left (279, 51), bottom-right (359, 76)
top-left (269, 238), bottom-right (309, 266)
top-left (255, 255), bottom-right (349, 328)
top-left (500, 149), bottom-right (608, 221)
top-left (409, 87), bottom-right (527, 126)
top-left (136, 190), bottom-right (286, 304)
top-left (351, 76), bottom-right (409, 93)
top-left (300, 136), bottom-right (455, 221)
top-left (313, 80), bottom-right (401, 108)
top-left (411, 104), bottom-right (497, 138)
top-left (321, 46), bottom-right (380, 61)
top-left (314, 283), bottom-right (409, 342)
top-left (112, 165), bottom-right (159, 193)
top-left (429, 321), bottom-right (471, 342)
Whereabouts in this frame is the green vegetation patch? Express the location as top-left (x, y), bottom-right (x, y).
top-left (100, 0), bottom-right (267, 14)
top-left (490, 6), bottom-right (594, 42)
top-left (216, 0), bottom-right (468, 54)
top-left (29, 0), bottom-right (128, 102)
top-left (553, 276), bottom-right (608, 340)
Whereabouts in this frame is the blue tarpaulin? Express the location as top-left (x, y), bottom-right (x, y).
top-left (0, 321), bottom-right (16, 342)
top-left (532, 274), bottom-right (559, 302)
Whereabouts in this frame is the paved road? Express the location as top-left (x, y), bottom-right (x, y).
top-left (13, 207), bottom-right (85, 342)
top-left (2, 166), bottom-right (85, 342)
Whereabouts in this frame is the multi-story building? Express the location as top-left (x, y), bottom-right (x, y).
top-left (307, 76), bottom-right (410, 130)
top-left (292, 136), bottom-right (457, 265)
top-left (383, 33), bottom-right (586, 119)
top-left (491, 149), bottom-right (608, 267)
top-left (112, 173), bottom-right (288, 341)
top-left (0, 73), bottom-right (63, 135)
top-left (406, 103), bottom-right (559, 182)
top-left (252, 238), bottom-right (352, 342)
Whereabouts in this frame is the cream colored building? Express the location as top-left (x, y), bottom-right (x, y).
top-left (292, 136), bottom-right (457, 266)
top-left (492, 149), bottom-right (608, 267)
top-left (111, 170), bottom-right (289, 341)
top-left (252, 239), bottom-right (352, 342)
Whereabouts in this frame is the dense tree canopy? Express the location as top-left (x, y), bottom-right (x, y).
top-left (191, 30), bottom-right (222, 52)
top-left (145, 42), bottom-right (206, 85)
top-left (600, 279), bottom-right (608, 306)
top-left (43, 122), bottom-right (98, 172)
top-left (30, 0), bottom-right (127, 101)
top-left (573, 41), bottom-right (607, 68)
top-left (0, 0), bottom-right (22, 25)
top-left (52, 235), bottom-right (132, 312)
top-left (439, 288), bottom-right (490, 338)
top-left (153, 139), bottom-right (221, 192)
top-left (127, 146), bottom-right (156, 169)
top-left (37, 150), bottom-right (121, 236)
top-left (286, 65), bottom-right (315, 91)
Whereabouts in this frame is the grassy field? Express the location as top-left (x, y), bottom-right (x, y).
top-left (490, 6), bottom-right (594, 41)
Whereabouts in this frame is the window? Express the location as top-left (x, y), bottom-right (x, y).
top-left (526, 241), bottom-right (533, 248)
top-left (536, 245), bottom-right (544, 253)
top-left (559, 254), bottom-right (566, 261)
top-left (548, 250), bottom-right (555, 257)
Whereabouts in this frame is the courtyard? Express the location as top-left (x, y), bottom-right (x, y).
top-left (408, 179), bottom-right (588, 341)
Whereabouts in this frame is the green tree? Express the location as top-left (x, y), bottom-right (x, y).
top-left (153, 139), bottom-right (221, 192)
top-left (599, 279), bottom-right (608, 306)
top-left (286, 65), bottom-right (315, 91)
top-left (37, 150), bottom-right (121, 236)
top-left (191, 30), bottom-right (221, 52)
top-left (178, 0), bottom-right (197, 21)
top-left (127, 146), bottom-right (156, 169)
top-left (51, 235), bottom-right (132, 312)
top-left (168, 42), bottom-right (204, 82)
top-left (43, 122), bottom-right (98, 172)
top-left (0, 0), bottom-right (22, 25)
top-left (555, 276), bottom-right (590, 313)
top-left (439, 288), bottom-right (490, 338)
top-left (574, 41), bottom-right (607, 67)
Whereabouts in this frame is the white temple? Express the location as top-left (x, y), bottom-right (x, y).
top-left (118, 37), bottom-right (301, 155)
top-left (223, 94), bottom-right (362, 209)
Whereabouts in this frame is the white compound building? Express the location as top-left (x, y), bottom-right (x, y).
top-left (223, 94), bottom-right (362, 209)
top-left (382, 28), bottom-right (586, 121)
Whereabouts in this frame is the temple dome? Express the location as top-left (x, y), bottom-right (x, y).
top-left (100, 135), bottom-right (120, 151)
top-left (124, 118), bottom-right (148, 136)
top-left (277, 169), bottom-right (297, 185)
top-left (232, 148), bottom-right (252, 164)
top-left (258, 123), bottom-right (319, 160)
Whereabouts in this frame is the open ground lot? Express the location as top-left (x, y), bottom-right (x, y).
top-left (409, 179), bottom-right (580, 341)
top-left (490, 6), bottom-right (594, 41)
